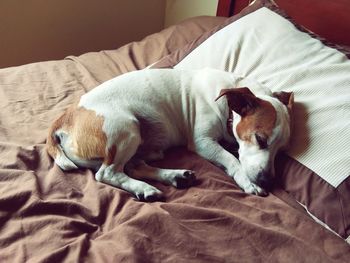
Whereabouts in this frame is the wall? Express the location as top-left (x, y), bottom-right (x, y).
top-left (0, 0), bottom-right (165, 68)
top-left (165, 0), bottom-right (218, 28)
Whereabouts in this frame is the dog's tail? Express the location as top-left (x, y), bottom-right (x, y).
top-left (46, 113), bottom-right (78, 171)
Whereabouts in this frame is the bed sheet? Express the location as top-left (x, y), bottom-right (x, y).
top-left (0, 16), bottom-right (349, 262)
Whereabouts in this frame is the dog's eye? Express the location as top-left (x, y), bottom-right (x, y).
top-left (255, 133), bottom-right (268, 149)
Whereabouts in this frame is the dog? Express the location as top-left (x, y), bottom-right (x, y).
top-left (46, 68), bottom-right (293, 201)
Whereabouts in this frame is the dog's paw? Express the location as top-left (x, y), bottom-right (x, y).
top-left (243, 182), bottom-right (268, 197)
top-left (171, 170), bottom-right (196, 189)
top-left (135, 185), bottom-right (164, 202)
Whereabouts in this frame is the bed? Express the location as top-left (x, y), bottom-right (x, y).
top-left (1, 0), bottom-right (350, 262)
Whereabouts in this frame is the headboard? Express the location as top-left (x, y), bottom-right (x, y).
top-left (217, 0), bottom-right (350, 46)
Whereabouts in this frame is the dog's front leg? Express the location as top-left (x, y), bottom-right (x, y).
top-left (193, 138), bottom-right (266, 196)
top-left (125, 160), bottom-right (196, 189)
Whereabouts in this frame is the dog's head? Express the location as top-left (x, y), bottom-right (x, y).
top-left (216, 87), bottom-right (294, 190)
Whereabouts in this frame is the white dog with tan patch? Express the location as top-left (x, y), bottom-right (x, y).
top-left (47, 68), bottom-right (293, 201)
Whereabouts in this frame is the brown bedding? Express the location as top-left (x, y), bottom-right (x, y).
top-left (0, 16), bottom-right (349, 262)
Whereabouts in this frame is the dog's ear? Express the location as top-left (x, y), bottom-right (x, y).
top-left (273, 91), bottom-right (294, 112)
top-left (215, 87), bottom-right (258, 116)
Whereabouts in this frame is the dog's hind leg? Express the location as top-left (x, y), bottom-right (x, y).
top-left (125, 160), bottom-right (196, 189)
top-left (96, 163), bottom-right (163, 201)
top-left (95, 129), bottom-right (163, 201)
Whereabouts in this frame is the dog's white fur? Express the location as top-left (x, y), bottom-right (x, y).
top-left (47, 68), bottom-right (293, 200)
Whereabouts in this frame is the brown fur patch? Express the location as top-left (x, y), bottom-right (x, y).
top-left (47, 104), bottom-right (114, 164)
top-left (105, 145), bottom-right (117, 165)
top-left (46, 113), bottom-right (66, 159)
top-left (70, 107), bottom-right (107, 160)
top-left (236, 99), bottom-right (276, 144)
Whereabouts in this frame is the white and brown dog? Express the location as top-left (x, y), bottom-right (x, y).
top-left (47, 68), bottom-right (293, 201)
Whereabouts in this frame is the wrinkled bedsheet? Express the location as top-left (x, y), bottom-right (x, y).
top-left (0, 16), bottom-right (349, 262)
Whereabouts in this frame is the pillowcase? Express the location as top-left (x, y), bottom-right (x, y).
top-left (153, 0), bottom-right (350, 243)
